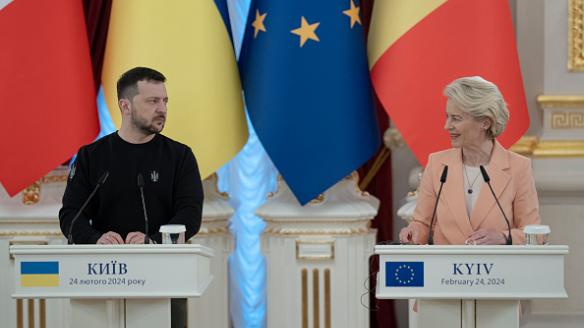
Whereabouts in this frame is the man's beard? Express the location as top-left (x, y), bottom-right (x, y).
top-left (131, 110), bottom-right (165, 135)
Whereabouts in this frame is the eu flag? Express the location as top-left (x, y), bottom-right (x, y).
top-left (386, 261), bottom-right (424, 287)
top-left (239, 0), bottom-right (380, 204)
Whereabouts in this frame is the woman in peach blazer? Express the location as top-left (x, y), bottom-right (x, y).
top-left (399, 76), bottom-right (540, 245)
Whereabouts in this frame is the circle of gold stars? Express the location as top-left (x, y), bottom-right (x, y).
top-left (251, 0), bottom-right (362, 47)
top-left (394, 264), bottom-right (415, 285)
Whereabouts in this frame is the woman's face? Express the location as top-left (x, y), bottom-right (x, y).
top-left (444, 100), bottom-right (489, 149)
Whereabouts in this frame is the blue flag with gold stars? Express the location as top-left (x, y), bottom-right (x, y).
top-left (239, 0), bottom-right (380, 205)
top-left (386, 261), bottom-right (424, 287)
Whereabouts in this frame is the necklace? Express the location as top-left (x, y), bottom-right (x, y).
top-left (463, 165), bottom-right (481, 194)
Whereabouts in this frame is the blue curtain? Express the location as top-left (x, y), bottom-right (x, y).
top-left (217, 1), bottom-right (275, 326)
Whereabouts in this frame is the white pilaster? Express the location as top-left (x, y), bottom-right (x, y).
top-left (258, 174), bottom-right (378, 328)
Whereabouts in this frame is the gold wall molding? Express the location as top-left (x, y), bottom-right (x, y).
top-left (301, 269), bottom-right (308, 328)
top-left (15, 298), bottom-right (46, 328)
top-left (0, 219), bottom-right (59, 224)
top-left (20, 173), bottom-right (69, 205)
top-left (537, 95), bottom-right (584, 108)
top-left (190, 226), bottom-right (229, 236)
top-left (313, 269), bottom-right (320, 328)
top-left (569, 0), bottom-right (584, 71)
top-left (296, 239), bottom-right (335, 260)
top-left (551, 111), bottom-right (584, 129)
top-left (0, 230), bottom-right (63, 237)
top-left (22, 181), bottom-right (41, 205)
top-left (267, 172), bottom-right (367, 204)
top-left (263, 218), bottom-right (372, 224)
top-left (508, 136), bottom-right (584, 158)
top-left (263, 217), bottom-right (373, 236)
top-left (300, 268), bottom-right (330, 328)
top-left (533, 140), bottom-right (584, 157)
top-left (510, 136), bottom-right (539, 156)
top-left (324, 269), bottom-right (331, 328)
top-left (16, 299), bottom-right (23, 328)
top-left (264, 227), bottom-right (371, 236)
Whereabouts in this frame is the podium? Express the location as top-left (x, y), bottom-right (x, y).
top-left (10, 244), bottom-right (213, 328)
top-left (375, 245), bottom-right (568, 328)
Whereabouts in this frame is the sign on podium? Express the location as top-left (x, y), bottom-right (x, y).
top-left (10, 244), bottom-right (214, 328)
top-left (375, 245), bottom-right (568, 328)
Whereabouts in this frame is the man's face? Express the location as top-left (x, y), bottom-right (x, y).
top-left (128, 80), bottom-right (168, 135)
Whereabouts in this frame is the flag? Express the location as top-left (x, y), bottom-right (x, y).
top-left (20, 261), bottom-right (60, 287)
top-left (0, 0), bottom-right (98, 196)
top-left (385, 261), bottom-right (424, 287)
top-left (101, 0), bottom-right (247, 179)
top-left (368, 0), bottom-right (529, 165)
top-left (239, 0), bottom-right (380, 204)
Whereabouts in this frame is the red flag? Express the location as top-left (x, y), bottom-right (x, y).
top-left (368, 0), bottom-right (529, 165)
top-left (0, 0), bottom-right (98, 196)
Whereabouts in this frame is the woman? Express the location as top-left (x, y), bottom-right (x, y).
top-left (399, 76), bottom-right (540, 245)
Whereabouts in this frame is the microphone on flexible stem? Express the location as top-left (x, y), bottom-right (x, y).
top-left (427, 166), bottom-right (448, 245)
top-left (137, 174), bottom-right (150, 244)
top-left (67, 171), bottom-right (109, 245)
top-left (479, 166), bottom-right (513, 245)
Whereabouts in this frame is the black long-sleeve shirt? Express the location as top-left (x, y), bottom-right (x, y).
top-left (59, 132), bottom-right (203, 244)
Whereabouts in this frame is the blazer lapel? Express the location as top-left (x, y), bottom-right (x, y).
top-left (441, 149), bottom-right (474, 237)
top-left (469, 141), bottom-right (511, 228)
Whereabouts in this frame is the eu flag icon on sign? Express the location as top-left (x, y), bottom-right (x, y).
top-left (386, 261), bottom-right (424, 287)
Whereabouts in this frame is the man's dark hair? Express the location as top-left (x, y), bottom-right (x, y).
top-left (117, 67), bottom-right (166, 101)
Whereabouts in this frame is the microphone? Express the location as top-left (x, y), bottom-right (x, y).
top-left (427, 165), bottom-right (448, 245)
top-left (67, 171), bottom-right (109, 245)
top-left (479, 166), bottom-right (513, 245)
top-left (137, 174), bottom-right (150, 244)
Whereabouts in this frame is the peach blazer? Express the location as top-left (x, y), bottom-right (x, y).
top-left (410, 140), bottom-right (540, 245)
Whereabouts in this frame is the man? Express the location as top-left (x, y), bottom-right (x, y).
top-left (59, 67), bottom-right (203, 245)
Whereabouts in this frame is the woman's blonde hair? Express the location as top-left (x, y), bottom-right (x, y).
top-left (444, 76), bottom-right (509, 138)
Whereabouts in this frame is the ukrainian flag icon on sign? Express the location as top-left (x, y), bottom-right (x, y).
top-left (20, 261), bottom-right (59, 287)
top-left (386, 261), bottom-right (424, 287)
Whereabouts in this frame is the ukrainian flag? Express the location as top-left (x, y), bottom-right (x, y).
top-left (20, 261), bottom-right (59, 287)
top-left (102, 1), bottom-right (247, 179)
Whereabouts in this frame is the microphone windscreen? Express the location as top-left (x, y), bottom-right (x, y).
top-left (479, 165), bottom-right (491, 182)
top-left (440, 165), bottom-right (448, 183)
top-left (98, 171), bottom-right (109, 185)
top-left (137, 173), bottom-right (145, 187)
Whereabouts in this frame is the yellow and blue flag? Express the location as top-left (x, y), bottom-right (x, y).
top-left (239, 0), bottom-right (380, 204)
top-left (20, 261), bottom-right (59, 287)
top-left (102, 0), bottom-right (248, 179)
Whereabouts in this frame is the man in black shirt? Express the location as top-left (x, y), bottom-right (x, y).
top-left (59, 67), bottom-right (204, 244)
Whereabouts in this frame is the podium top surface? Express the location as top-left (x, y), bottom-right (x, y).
top-left (375, 244), bottom-right (569, 255)
top-left (10, 244), bottom-right (214, 257)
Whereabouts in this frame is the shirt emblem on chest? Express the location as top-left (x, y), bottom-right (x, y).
top-left (150, 170), bottom-right (159, 183)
